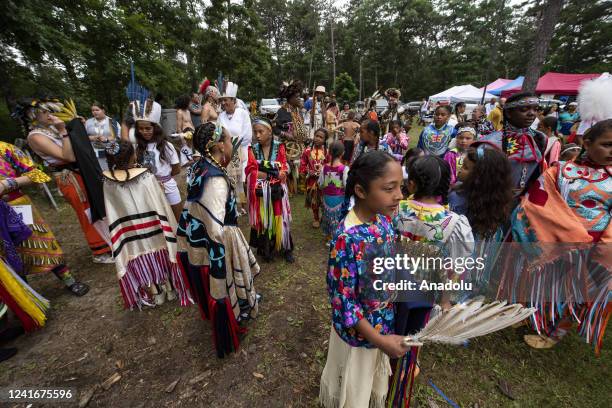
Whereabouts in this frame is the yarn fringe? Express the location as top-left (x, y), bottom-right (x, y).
top-left (119, 249), bottom-right (193, 309)
top-left (0, 261), bottom-right (49, 331)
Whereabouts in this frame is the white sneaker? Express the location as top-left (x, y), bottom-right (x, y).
top-left (93, 254), bottom-right (114, 264)
top-left (166, 289), bottom-right (177, 302)
top-left (154, 293), bottom-right (166, 306)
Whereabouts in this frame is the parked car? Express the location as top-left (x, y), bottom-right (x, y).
top-left (403, 101), bottom-right (423, 115)
top-left (375, 99), bottom-right (389, 114)
top-left (538, 98), bottom-right (563, 109)
top-left (259, 98), bottom-right (281, 115)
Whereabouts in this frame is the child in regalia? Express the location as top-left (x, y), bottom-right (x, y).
top-left (300, 128), bottom-right (327, 228)
top-left (246, 118), bottom-right (294, 263)
top-left (177, 123), bottom-right (260, 358)
top-left (102, 141), bottom-right (191, 309)
top-left (319, 150), bottom-right (408, 408)
top-left (507, 119), bottom-right (611, 353)
top-left (318, 141), bottom-right (349, 241)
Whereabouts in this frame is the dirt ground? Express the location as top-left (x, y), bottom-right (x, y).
top-left (1, 182), bottom-right (610, 408)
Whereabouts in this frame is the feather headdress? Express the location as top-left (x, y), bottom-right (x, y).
top-left (125, 62), bottom-right (160, 124)
top-left (199, 78), bottom-right (211, 95)
top-left (12, 98), bottom-right (67, 131)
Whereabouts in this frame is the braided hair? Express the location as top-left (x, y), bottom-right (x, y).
top-left (106, 141), bottom-right (135, 182)
top-left (193, 122), bottom-right (230, 179)
top-left (407, 155), bottom-right (451, 204)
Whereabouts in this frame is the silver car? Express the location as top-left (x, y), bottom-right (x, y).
top-left (259, 98), bottom-right (281, 115)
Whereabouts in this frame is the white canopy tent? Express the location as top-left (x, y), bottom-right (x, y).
top-left (429, 84), bottom-right (496, 104)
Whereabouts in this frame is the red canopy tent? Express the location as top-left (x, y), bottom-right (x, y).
top-left (500, 72), bottom-right (601, 98)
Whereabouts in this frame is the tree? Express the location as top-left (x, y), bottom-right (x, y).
top-left (523, 0), bottom-right (565, 92)
top-left (334, 72), bottom-right (358, 102)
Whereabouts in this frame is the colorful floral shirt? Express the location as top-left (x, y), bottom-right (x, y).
top-left (327, 210), bottom-right (396, 347)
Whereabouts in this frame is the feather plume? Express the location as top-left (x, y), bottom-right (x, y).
top-left (199, 78), bottom-right (210, 95)
top-left (52, 99), bottom-right (78, 122)
top-left (403, 297), bottom-right (535, 346)
top-left (126, 62), bottom-right (149, 114)
top-left (577, 73), bottom-right (612, 122)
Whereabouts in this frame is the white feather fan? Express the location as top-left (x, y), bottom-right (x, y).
top-left (403, 297), bottom-right (535, 347)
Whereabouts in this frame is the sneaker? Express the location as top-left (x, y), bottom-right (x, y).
top-left (166, 289), bottom-right (177, 302)
top-left (154, 293), bottom-right (166, 306)
top-left (312, 221), bottom-right (320, 228)
top-left (92, 254), bottom-right (114, 264)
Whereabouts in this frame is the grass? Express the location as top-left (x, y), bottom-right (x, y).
top-left (1, 153), bottom-right (609, 407)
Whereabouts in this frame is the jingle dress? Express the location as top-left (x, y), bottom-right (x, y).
top-left (178, 158), bottom-right (260, 357)
top-left (246, 140), bottom-right (293, 259)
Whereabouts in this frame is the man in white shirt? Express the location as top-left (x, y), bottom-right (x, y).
top-left (219, 82), bottom-right (251, 213)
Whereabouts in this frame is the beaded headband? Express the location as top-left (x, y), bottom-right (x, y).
top-left (253, 118), bottom-right (272, 130)
top-left (504, 97), bottom-right (539, 110)
top-left (457, 126), bottom-right (476, 136)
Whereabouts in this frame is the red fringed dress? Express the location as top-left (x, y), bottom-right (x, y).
top-left (246, 140), bottom-right (293, 260)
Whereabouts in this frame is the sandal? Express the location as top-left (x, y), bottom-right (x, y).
top-left (68, 282), bottom-right (90, 297)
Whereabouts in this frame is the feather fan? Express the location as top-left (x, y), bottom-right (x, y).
top-left (403, 297), bottom-right (535, 346)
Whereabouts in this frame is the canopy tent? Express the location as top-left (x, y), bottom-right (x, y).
top-left (500, 72), bottom-right (601, 98)
top-left (489, 76), bottom-right (524, 96)
top-left (429, 84), bottom-right (496, 104)
top-left (481, 78), bottom-right (512, 93)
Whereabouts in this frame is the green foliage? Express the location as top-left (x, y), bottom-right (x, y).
top-left (334, 72), bottom-right (358, 103)
top-left (0, 0), bottom-right (609, 143)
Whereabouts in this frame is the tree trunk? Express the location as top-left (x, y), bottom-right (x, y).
top-left (523, 0), bottom-right (565, 92)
